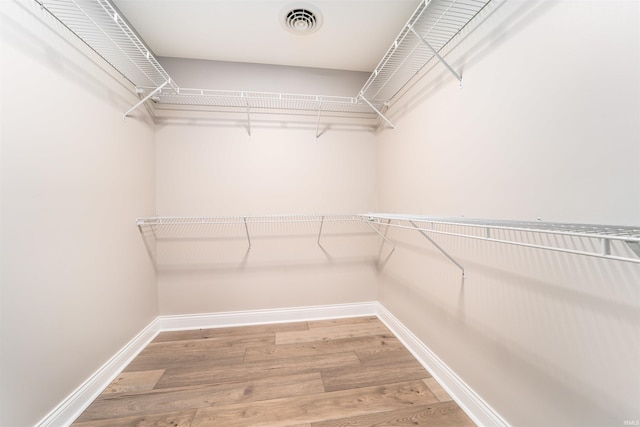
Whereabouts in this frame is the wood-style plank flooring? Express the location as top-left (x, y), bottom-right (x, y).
top-left (73, 316), bottom-right (475, 426)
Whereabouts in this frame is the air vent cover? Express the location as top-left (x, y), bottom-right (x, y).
top-left (281, 4), bottom-right (322, 35)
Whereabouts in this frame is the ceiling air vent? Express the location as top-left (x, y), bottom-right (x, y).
top-left (282, 5), bottom-right (322, 35)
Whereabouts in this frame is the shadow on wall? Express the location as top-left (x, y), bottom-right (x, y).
top-left (4, 1), bottom-right (151, 121)
top-left (140, 219), bottom-right (382, 272)
top-left (376, 226), bottom-right (640, 426)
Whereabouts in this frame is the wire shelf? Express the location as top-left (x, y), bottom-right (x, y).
top-left (360, 0), bottom-right (492, 102)
top-left (139, 88), bottom-right (384, 116)
top-left (35, 0), bottom-right (490, 123)
top-left (363, 213), bottom-right (640, 264)
top-left (137, 214), bottom-right (640, 267)
top-left (137, 214), bottom-right (362, 229)
top-left (36, 0), bottom-right (176, 90)
top-left (34, 0), bottom-right (383, 119)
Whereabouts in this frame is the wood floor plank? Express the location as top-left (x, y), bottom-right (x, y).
top-left (124, 339), bottom-right (247, 372)
top-left (154, 351), bottom-right (360, 389)
top-left (153, 321), bottom-right (308, 343)
top-left (191, 380), bottom-right (438, 427)
top-left (306, 316), bottom-right (381, 329)
top-left (103, 370), bottom-right (165, 395)
top-left (244, 333), bottom-right (402, 363)
top-left (321, 358), bottom-right (430, 392)
top-left (310, 401), bottom-right (475, 426)
top-left (275, 322), bottom-right (391, 345)
top-left (356, 344), bottom-right (424, 366)
top-left (75, 372), bottom-right (325, 422)
top-left (72, 409), bottom-right (197, 427)
top-left (423, 377), bottom-right (453, 402)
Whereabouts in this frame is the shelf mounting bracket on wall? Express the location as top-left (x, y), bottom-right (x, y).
top-left (409, 220), bottom-right (465, 279)
top-left (358, 94), bottom-right (395, 130)
top-left (123, 80), bottom-right (170, 119)
top-left (315, 99), bottom-right (323, 141)
top-left (244, 94), bottom-right (252, 139)
top-left (243, 217), bottom-right (252, 250)
top-left (408, 25), bottom-right (463, 87)
top-left (363, 219), bottom-right (397, 258)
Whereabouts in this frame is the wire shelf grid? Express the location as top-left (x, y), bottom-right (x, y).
top-left (37, 0), bottom-right (175, 90)
top-left (137, 214), bottom-right (640, 266)
top-left (360, 0), bottom-right (492, 102)
top-left (363, 213), bottom-right (640, 264)
top-left (35, 0), bottom-right (489, 121)
top-left (140, 88), bottom-right (383, 116)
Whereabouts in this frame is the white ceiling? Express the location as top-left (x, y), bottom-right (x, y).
top-left (111, 0), bottom-right (421, 72)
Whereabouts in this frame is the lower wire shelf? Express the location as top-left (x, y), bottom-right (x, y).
top-left (136, 214), bottom-right (640, 269)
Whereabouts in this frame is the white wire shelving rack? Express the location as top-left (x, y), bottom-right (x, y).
top-left (136, 214), bottom-right (393, 266)
top-left (35, 0), bottom-right (492, 130)
top-left (360, 0), bottom-right (492, 104)
top-left (34, 0), bottom-right (177, 90)
top-left (137, 214), bottom-right (640, 270)
top-left (363, 214), bottom-right (640, 279)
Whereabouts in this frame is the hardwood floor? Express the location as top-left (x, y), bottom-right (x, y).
top-left (73, 316), bottom-right (475, 426)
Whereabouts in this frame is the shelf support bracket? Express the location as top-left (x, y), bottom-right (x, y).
top-left (408, 25), bottom-right (462, 86)
top-left (409, 220), bottom-right (465, 278)
top-left (243, 217), bottom-right (252, 250)
top-left (315, 100), bottom-right (323, 141)
top-left (246, 97), bottom-right (252, 139)
top-left (363, 219), bottom-right (396, 256)
top-left (123, 80), bottom-right (169, 119)
top-left (359, 95), bottom-right (395, 130)
top-left (317, 215), bottom-right (325, 246)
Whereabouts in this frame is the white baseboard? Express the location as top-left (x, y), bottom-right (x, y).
top-left (158, 301), bottom-right (380, 331)
top-left (375, 303), bottom-right (509, 427)
top-left (37, 301), bottom-right (505, 427)
top-left (35, 319), bottom-right (162, 427)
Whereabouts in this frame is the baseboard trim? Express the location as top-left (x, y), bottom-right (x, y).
top-left (375, 303), bottom-right (508, 427)
top-left (37, 301), bottom-right (505, 427)
top-left (36, 318), bottom-right (162, 427)
top-left (158, 301), bottom-right (380, 331)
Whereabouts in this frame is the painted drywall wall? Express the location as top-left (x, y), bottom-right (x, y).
top-left (154, 54), bottom-right (379, 316)
top-left (379, 0), bottom-right (640, 225)
top-left (0, 2), bottom-right (157, 425)
top-left (154, 112), bottom-right (379, 314)
top-left (376, 0), bottom-right (640, 425)
top-left (159, 57), bottom-right (370, 96)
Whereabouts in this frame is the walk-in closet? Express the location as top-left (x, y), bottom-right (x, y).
top-left (1, 0), bottom-right (639, 425)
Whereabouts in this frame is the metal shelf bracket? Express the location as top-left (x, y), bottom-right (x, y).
top-left (243, 216), bottom-right (252, 250)
top-left (315, 99), bottom-right (323, 141)
top-left (409, 220), bottom-right (465, 279)
top-left (358, 94), bottom-right (395, 130)
top-left (363, 219), bottom-right (397, 258)
top-left (407, 25), bottom-right (462, 86)
top-left (317, 215), bottom-right (325, 246)
top-left (124, 80), bottom-right (170, 119)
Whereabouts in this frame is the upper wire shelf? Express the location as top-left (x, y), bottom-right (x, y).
top-left (360, 0), bottom-right (492, 102)
top-left (36, 0), bottom-right (177, 91)
top-left (34, 0), bottom-right (383, 121)
top-left (140, 87), bottom-right (382, 117)
top-left (35, 0), bottom-right (492, 126)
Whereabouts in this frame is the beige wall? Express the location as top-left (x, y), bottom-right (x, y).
top-left (159, 57), bottom-right (369, 96)
top-left (0, 2), bottom-right (157, 425)
top-left (154, 117), bottom-right (380, 314)
top-left (376, 0), bottom-right (640, 425)
top-left (379, 0), bottom-right (639, 225)
top-left (154, 114), bottom-right (379, 314)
